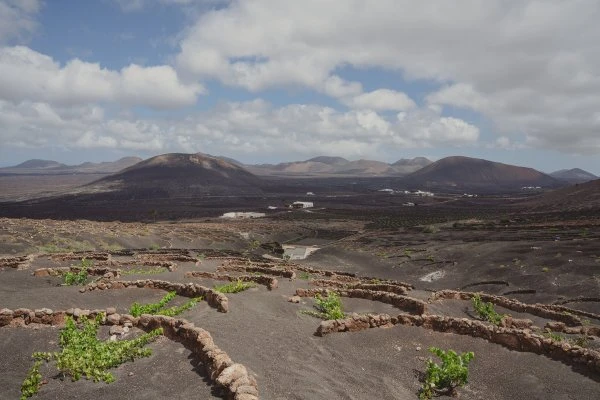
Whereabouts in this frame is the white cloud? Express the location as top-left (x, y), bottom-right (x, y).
top-left (343, 89), bottom-right (416, 111)
top-left (322, 75), bottom-right (363, 98)
top-left (426, 84), bottom-right (489, 112)
top-left (175, 0), bottom-right (600, 155)
top-left (0, 98), bottom-right (479, 161)
top-left (0, 46), bottom-right (203, 109)
top-left (0, 0), bottom-right (42, 43)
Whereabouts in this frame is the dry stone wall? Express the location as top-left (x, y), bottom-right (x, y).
top-left (0, 308), bottom-right (257, 399)
top-left (295, 288), bottom-right (427, 315)
top-left (432, 290), bottom-right (582, 326)
top-left (185, 271), bottom-right (278, 290)
top-left (82, 279), bottom-right (229, 313)
top-left (316, 312), bottom-right (600, 375)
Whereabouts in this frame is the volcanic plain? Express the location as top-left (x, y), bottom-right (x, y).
top-left (1, 189), bottom-right (599, 399)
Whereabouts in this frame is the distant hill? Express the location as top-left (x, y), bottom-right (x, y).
top-left (306, 156), bottom-right (349, 165)
top-left (12, 159), bottom-right (67, 169)
top-left (246, 156), bottom-right (430, 177)
top-left (1, 157), bottom-right (142, 175)
top-left (392, 157), bottom-right (432, 167)
top-left (526, 178), bottom-right (600, 211)
top-left (85, 153), bottom-right (264, 197)
top-left (549, 168), bottom-right (598, 184)
top-left (401, 156), bottom-right (562, 192)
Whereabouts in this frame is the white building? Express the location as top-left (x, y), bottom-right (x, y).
top-left (414, 190), bottom-right (434, 197)
top-left (291, 201), bottom-right (314, 209)
top-left (221, 212), bottom-right (266, 219)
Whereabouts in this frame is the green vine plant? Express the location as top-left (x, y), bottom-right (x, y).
top-left (471, 293), bottom-right (506, 326)
top-left (419, 347), bottom-right (475, 400)
top-left (214, 279), bottom-right (256, 294)
top-left (63, 258), bottom-right (93, 286)
top-left (129, 291), bottom-right (202, 317)
top-left (20, 361), bottom-right (43, 400)
top-left (297, 271), bottom-right (312, 280)
top-left (20, 314), bottom-right (162, 399)
top-left (302, 292), bottom-right (345, 320)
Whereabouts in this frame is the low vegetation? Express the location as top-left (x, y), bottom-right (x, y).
top-left (214, 279), bottom-right (255, 294)
top-left (129, 291), bottom-right (201, 317)
top-left (121, 267), bottom-right (167, 275)
top-left (303, 292), bottom-right (345, 320)
top-left (21, 314), bottom-right (162, 399)
top-left (472, 293), bottom-right (505, 325)
top-left (63, 258), bottom-right (93, 286)
top-left (297, 271), bottom-right (312, 280)
top-left (419, 347), bottom-right (474, 400)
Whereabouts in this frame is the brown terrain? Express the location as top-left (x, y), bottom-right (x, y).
top-left (401, 156), bottom-right (562, 192)
top-left (245, 156), bottom-right (431, 177)
top-left (0, 154), bottom-right (599, 399)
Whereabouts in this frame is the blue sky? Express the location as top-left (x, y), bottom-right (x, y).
top-left (1, 0), bottom-right (599, 175)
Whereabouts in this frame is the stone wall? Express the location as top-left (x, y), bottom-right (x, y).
top-left (310, 279), bottom-right (410, 295)
top-left (295, 288), bottom-right (427, 315)
top-left (82, 279), bottom-right (229, 313)
top-left (0, 255), bottom-right (35, 270)
top-left (218, 262), bottom-right (296, 279)
top-left (33, 266), bottom-right (121, 279)
top-left (316, 312), bottom-right (600, 375)
top-left (0, 308), bottom-right (257, 399)
top-left (186, 271), bottom-right (278, 290)
top-left (432, 290), bottom-right (582, 326)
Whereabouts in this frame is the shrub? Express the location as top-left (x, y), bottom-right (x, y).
top-left (21, 314), bottom-right (161, 398)
top-left (63, 258), bottom-right (92, 286)
top-left (303, 292), bottom-right (345, 320)
top-left (419, 347), bottom-right (474, 400)
top-left (129, 291), bottom-right (201, 317)
top-left (20, 361), bottom-right (42, 400)
top-left (214, 279), bottom-right (255, 294)
top-left (422, 225), bottom-right (439, 234)
top-left (298, 271), bottom-right (312, 280)
top-left (472, 294), bottom-right (505, 325)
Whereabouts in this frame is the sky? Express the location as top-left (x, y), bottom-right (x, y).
top-left (0, 0), bottom-right (599, 174)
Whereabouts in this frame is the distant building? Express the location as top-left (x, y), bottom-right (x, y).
top-left (221, 212), bottom-right (266, 219)
top-left (291, 201), bottom-right (314, 209)
top-left (414, 190), bottom-right (434, 197)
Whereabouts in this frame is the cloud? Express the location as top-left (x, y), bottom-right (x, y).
top-left (175, 0), bottom-right (600, 155)
top-left (0, 0), bottom-right (42, 43)
top-left (0, 46), bottom-right (204, 109)
top-left (0, 98), bottom-right (479, 161)
top-left (343, 89), bottom-right (416, 111)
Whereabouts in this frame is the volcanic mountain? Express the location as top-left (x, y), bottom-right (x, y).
top-left (549, 168), bottom-right (598, 184)
top-left (245, 156), bottom-right (430, 177)
top-left (526, 178), bottom-right (600, 211)
top-left (12, 159), bottom-right (67, 169)
top-left (85, 153), bottom-right (264, 197)
top-left (401, 156), bottom-right (562, 192)
top-left (1, 157), bottom-right (142, 175)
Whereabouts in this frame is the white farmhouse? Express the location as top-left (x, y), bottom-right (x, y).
top-left (291, 201), bottom-right (314, 209)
